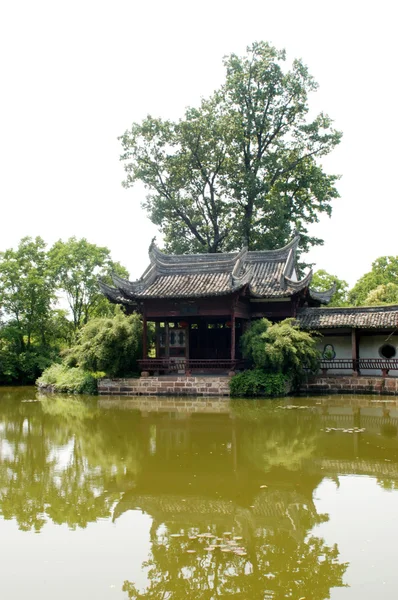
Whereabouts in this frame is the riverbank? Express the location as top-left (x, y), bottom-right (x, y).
top-left (98, 374), bottom-right (398, 397)
top-left (301, 375), bottom-right (398, 396)
top-left (98, 375), bottom-right (230, 397)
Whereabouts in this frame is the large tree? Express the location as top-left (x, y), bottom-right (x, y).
top-left (0, 237), bottom-right (58, 383)
top-left (0, 237), bottom-right (54, 350)
top-left (49, 237), bottom-right (128, 331)
top-left (120, 42), bottom-right (342, 254)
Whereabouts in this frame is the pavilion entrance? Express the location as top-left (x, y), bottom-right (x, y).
top-left (189, 320), bottom-right (242, 360)
top-left (139, 318), bottom-right (247, 375)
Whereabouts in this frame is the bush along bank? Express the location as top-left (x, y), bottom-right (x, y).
top-left (36, 311), bottom-right (143, 395)
top-left (230, 318), bottom-right (320, 398)
top-left (36, 364), bottom-right (103, 395)
top-left (230, 370), bottom-right (288, 397)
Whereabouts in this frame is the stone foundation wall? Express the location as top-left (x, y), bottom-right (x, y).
top-left (99, 375), bottom-right (398, 398)
top-left (98, 375), bottom-right (231, 397)
top-left (300, 375), bottom-right (398, 396)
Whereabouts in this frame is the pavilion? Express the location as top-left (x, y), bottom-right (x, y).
top-left (99, 235), bottom-right (337, 374)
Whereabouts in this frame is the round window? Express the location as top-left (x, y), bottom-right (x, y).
top-left (379, 344), bottom-right (396, 359)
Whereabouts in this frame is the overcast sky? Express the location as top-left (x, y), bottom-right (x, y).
top-left (1, 0), bottom-right (396, 286)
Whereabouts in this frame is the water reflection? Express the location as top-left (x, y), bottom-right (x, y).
top-left (2, 389), bottom-right (398, 598)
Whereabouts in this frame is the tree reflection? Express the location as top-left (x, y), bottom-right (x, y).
top-left (0, 392), bottom-right (143, 530)
top-left (232, 400), bottom-right (320, 473)
top-left (122, 521), bottom-right (347, 600)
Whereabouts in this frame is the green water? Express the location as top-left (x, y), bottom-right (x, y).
top-left (1, 388), bottom-right (398, 599)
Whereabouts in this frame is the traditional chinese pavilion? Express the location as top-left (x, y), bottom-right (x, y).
top-left (99, 236), bottom-right (335, 374)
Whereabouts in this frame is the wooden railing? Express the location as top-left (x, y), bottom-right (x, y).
top-left (319, 358), bottom-right (398, 376)
top-left (138, 358), bottom-right (248, 374)
top-left (138, 358), bottom-right (398, 376)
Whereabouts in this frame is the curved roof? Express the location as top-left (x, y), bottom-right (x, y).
top-left (99, 236), bottom-right (320, 303)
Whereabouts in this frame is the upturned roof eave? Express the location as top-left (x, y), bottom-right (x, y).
top-left (308, 281), bottom-right (337, 305)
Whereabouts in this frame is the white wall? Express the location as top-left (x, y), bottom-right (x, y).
top-left (316, 333), bottom-right (398, 376)
top-left (317, 335), bottom-right (352, 375)
top-left (359, 335), bottom-right (398, 376)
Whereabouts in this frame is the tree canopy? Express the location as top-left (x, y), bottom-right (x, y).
top-left (120, 41), bottom-right (342, 255)
top-left (365, 283), bottom-right (398, 305)
top-left (49, 237), bottom-right (129, 331)
top-left (0, 236), bottom-right (130, 384)
top-left (0, 237), bottom-right (54, 350)
top-left (348, 256), bottom-right (398, 306)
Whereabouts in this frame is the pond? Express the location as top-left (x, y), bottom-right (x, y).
top-left (1, 388), bottom-right (398, 599)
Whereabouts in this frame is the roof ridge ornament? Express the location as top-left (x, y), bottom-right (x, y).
top-left (148, 236), bottom-right (157, 253)
top-left (232, 246), bottom-right (248, 279)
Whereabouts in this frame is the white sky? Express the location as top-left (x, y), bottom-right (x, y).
top-left (1, 0), bottom-right (397, 287)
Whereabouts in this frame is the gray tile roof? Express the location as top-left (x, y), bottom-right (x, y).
top-left (297, 305), bottom-right (398, 329)
top-left (99, 236), bottom-right (333, 303)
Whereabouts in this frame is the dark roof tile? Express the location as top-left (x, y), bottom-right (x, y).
top-left (100, 236), bottom-right (317, 303)
top-left (297, 305), bottom-right (398, 329)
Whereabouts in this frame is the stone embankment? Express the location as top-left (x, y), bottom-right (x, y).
top-left (98, 375), bottom-right (230, 397)
top-left (300, 375), bottom-right (398, 396)
top-left (98, 375), bottom-right (398, 397)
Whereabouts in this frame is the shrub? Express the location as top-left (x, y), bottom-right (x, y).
top-left (241, 318), bottom-right (320, 384)
top-left (230, 370), bottom-right (287, 397)
top-left (64, 310), bottom-right (142, 377)
top-left (37, 364), bottom-right (101, 395)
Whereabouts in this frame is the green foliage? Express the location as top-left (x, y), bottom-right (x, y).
top-left (0, 237), bottom-right (61, 384)
top-left (365, 282), bottom-right (398, 305)
top-left (0, 237), bottom-right (55, 350)
top-left (0, 235), bottom-right (130, 384)
top-left (49, 237), bottom-right (129, 331)
top-left (120, 41), bottom-right (341, 256)
top-left (64, 310), bottom-right (142, 377)
top-left (37, 363), bottom-right (99, 394)
top-left (311, 269), bottom-right (349, 306)
top-left (230, 369), bottom-right (286, 397)
top-left (0, 338), bottom-right (54, 384)
top-left (241, 318), bottom-right (320, 384)
top-left (348, 256), bottom-right (398, 305)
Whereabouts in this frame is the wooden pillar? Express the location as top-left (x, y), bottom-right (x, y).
top-left (185, 325), bottom-right (190, 361)
top-left (351, 328), bottom-right (359, 376)
top-left (165, 322), bottom-right (170, 358)
top-left (231, 313), bottom-right (236, 361)
top-left (185, 325), bottom-right (191, 375)
top-left (143, 314), bottom-right (148, 359)
top-left (155, 322), bottom-right (160, 358)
